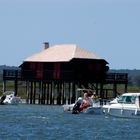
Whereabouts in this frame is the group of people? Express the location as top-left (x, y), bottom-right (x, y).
top-left (72, 91), bottom-right (97, 114)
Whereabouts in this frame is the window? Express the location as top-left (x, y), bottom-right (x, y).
top-left (118, 96), bottom-right (136, 104)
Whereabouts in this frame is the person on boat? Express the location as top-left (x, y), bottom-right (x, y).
top-left (92, 92), bottom-right (99, 103)
top-left (72, 96), bottom-right (83, 114)
top-left (79, 92), bottom-right (94, 112)
top-left (87, 91), bottom-right (94, 106)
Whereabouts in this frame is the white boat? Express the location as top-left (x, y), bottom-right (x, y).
top-left (0, 91), bottom-right (22, 105)
top-left (63, 89), bottom-right (102, 114)
top-left (102, 93), bottom-right (140, 118)
top-left (63, 104), bottom-right (75, 112)
top-left (63, 103), bottom-right (102, 114)
top-left (82, 105), bottom-right (102, 114)
top-left (63, 88), bottom-right (102, 114)
top-left (109, 96), bottom-right (119, 104)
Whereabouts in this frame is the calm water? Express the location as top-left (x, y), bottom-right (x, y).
top-left (0, 105), bottom-right (139, 140)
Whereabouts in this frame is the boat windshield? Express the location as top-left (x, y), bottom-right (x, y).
top-left (118, 95), bottom-right (136, 104)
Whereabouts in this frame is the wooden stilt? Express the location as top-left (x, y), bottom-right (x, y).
top-left (100, 83), bottom-right (103, 98)
top-left (46, 82), bottom-right (49, 104)
top-left (26, 81), bottom-right (29, 104)
top-left (50, 81), bottom-right (53, 105)
top-left (38, 81), bottom-right (42, 104)
top-left (30, 81), bottom-right (33, 104)
top-left (3, 80), bottom-right (6, 92)
top-left (68, 82), bottom-right (71, 104)
top-left (71, 82), bottom-right (76, 103)
top-left (56, 82), bottom-right (60, 105)
top-left (62, 81), bottom-right (66, 104)
top-left (41, 82), bottom-right (44, 104)
top-left (33, 82), bottom-right (36, 104)
top-left (14, 79), bottom-right (18, 96)
top-left (43, 82), bottom-right (46, 104)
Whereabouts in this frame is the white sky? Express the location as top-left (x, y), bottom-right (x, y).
top-left (0, 0), bottom-right (140, 69)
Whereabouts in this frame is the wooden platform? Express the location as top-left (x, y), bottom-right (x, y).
top-left (3, 69), bottom-right (128, 105)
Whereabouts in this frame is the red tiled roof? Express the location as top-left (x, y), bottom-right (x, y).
top-left (24, 44), bottom-right (101, 62)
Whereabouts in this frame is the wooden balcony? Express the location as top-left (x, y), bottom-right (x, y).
top-left (3, 69), bottom-right (128, 84)
top-left (3, 69), bottom-right (21, 80)
top-left (105, 73), bottom-right (128, 83)
top-left (3, 69), bottom-right (74, 81)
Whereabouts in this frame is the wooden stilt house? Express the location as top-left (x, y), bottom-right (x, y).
top-left (19, 42), bottom-right (109, 104)
top-left (3, 42), bottom-right (128, 105)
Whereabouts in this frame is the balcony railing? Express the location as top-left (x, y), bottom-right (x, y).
top-left (3, 69), bottom-right (21, 80)
top-left (3, 69), bottom-right (128, 83)
top-left (105, 73), bottom-right (128, 82)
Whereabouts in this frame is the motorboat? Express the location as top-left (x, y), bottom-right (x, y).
top-left (63, 103), bottom-right (75, 112)
top-left (82, 105), bottom-right (102, 114)
top-left (109, 96), bottom-right (119, 104)
top-left (0, 91), bottom-right (22, 105)
top-left (102, 93), bottom-right (140, 118)
top-left (63, 103), bottom-right (101, 114)
top-left (63, 88), bottom-right (102, 114)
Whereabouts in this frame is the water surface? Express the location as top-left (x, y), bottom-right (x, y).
top-left (0, 105), bottom-right (139, 140)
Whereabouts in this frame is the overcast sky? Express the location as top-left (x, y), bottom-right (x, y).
top-left (0, 0), bottom-right (140, 69)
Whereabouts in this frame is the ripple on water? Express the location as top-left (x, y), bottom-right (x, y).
top-left (0, 105), bottom-right (140, 140)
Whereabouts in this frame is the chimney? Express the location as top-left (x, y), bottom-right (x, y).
top-left (44, 42), bottom-right (49, 49)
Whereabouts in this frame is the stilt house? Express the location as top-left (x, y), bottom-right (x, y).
top-left (19, 43), bottom-right (109, 104)
top-left (3, 43), bottom-right (128, 105)
top-left (21, 43), bottom-right (109, 82)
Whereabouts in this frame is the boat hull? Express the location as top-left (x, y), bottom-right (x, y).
top-left (102, 92), bottom-right (140, 119)
top-left (63, 104), bottom-right (102, 114)
top-left (102, 105), bottom-right (140, 119)
top-left (82, 107), bottom-right (102, 114)
top-left (63, 104), bottom-right (75, 112)
top-left (1, 91), bottom-right (22, 105)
